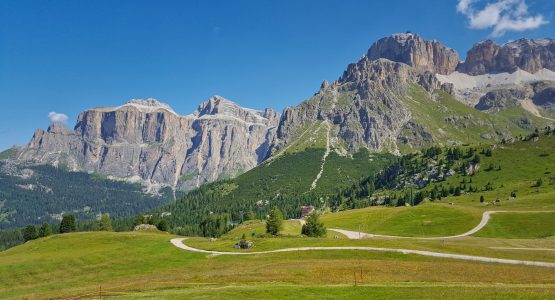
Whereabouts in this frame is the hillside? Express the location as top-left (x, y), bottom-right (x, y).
top-left (325, 131), bottom-right (555, 213)
top-left (0, 160), bottom-right (176, 229)
top-left (156, 145), bottom-right (394, 234)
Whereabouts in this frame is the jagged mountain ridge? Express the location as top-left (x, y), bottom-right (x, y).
top-left (272, 33), bottom-right (555, 155)
top-left (16, 96), bottom-right (280, 192)
top-left (11, 32), bottom-right (555, 192)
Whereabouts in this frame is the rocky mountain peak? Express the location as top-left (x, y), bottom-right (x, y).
top-left (367, 32), bottom-right (459, 75)
top-left (195, 95), bottom-right (242, 116)
top-left (114, 98), bottom-right (178, 115)
top-left (194, 95), bottom-right (279, 126)
top-left (46, 122), bottom-right (72, 134)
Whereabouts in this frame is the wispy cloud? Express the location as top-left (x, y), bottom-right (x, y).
top-left (48, 112), bottom-right (68, 124)
top-left (457, 0), bottom-right (548, 37)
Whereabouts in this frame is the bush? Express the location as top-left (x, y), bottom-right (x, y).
top-left (39, 224), bottom-right (52, 237)
top-left (23, 225), bottom-right (38, 241)
top-left (236, 234), bottom-right (253, 249)
top-left (156, 219), bottom-right (169, 232)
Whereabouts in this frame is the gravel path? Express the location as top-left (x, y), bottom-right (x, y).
top-left (170, 238), bottom-right (555, 268)
top-left (329, 210), bottom-right (554, 240)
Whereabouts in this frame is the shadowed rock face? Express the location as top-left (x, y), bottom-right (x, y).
top-left (19, 97), bottom-right (280, 191)
top-left (367, 33), bottom-right (460, 75)
top-left (457, 39), bottom-right (555, 75)
top-left (474, 88), bottom-right (528, 112)
top-left (531, 82), bottom-right (555, 108)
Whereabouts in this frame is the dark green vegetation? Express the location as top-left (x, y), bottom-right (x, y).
top-left (155, 148), bottom-right (393, 236)
top-left (266, 207), bottom-right (284, 235)
top-left (0, 162), bottom-right (177, 229)
top-left (332, 130), bottom-right (555, 212)
top-left (301, 213), bottom-right (327, 237)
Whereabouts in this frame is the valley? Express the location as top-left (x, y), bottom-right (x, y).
top-left (1, 30), bottom-right (555, 299)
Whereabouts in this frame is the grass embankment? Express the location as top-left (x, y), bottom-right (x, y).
top-left (421, 137), bottom-right (555, 210)
top-left (321, 203), bottom-right (481, 237)
top-left (475, 212), bottom-right (555, 239)
top-left (1, 231), bottom-right (554, 299)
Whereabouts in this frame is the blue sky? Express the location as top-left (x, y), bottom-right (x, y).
top-left (1, 0), bottom-right (554, 151)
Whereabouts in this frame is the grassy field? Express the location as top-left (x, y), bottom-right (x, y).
top-left (475, 212), bottom-right (555, 239)
top-left (321, 203), bottom-right (482, 237)
top-left (1, 231), bottom-right (554, 299)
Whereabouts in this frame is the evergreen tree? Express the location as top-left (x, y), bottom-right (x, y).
top-left (59, 214), bottom-right (76, 233)
top-left (301, 212), bottom-right (326, 237)
top-left (480, 195), bottom-right (485, 203)
top-left (38, 224), bottom-right (52, 237)
top-left (97, 214), bottom-right (113, 231)
top-left (245, 210), bottom-right (257, 221)
top-left (23, 225), bottom-right (38, 241)
top-left (266, 207), bottom-right (284, 235)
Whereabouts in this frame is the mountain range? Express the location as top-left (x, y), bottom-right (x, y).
top-left (2, 32), bottom-right (555, 196)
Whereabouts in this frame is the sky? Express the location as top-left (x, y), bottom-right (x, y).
top-left (1, 0), bottom-right (554, 151)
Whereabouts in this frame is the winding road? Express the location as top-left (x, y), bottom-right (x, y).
top-left (170, 238), bottom-right (555, 268)
top-left (170, 210), bottom-right (555, 268)
top-left (328, 210), bottom-right (555, 240)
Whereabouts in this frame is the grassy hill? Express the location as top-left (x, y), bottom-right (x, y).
top-left (400, 85), bottom-right (552, 152)
top-left (1, 231), bottom-right (555, 299)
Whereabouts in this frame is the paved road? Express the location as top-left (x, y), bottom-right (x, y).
top-left (329, 210), bottom-right (554, 240)
top-left (170, 238), bottom-right (555, 268)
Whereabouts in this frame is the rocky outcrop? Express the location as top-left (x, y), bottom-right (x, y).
top-left (275, 58), bottom-right (417, 153)
top-left (18, 97), bottom-right (279, 191)
top-left (531, 81), bottom-right (555, 108)
top-left (457, 39), bottom-right (555, 75)
top-left (474, 88), bottom-right (528, 112)
top-left (367, 33), bottom-right (460, 75)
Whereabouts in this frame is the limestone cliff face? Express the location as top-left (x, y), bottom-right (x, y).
top-left (457, 39), bottom-right (555, 75)
top-left (19, 97), bottom-right (279, 191)
top-left (367, 33), bottom-right (460, 75)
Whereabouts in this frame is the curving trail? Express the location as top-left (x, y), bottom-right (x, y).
top-left (328, 210), bottom-right (555, 240)
top-left (170, 238), bottom-right (555, 268)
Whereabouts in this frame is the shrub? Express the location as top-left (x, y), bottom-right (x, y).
top-left (23, 225), bottom-right (38, 241)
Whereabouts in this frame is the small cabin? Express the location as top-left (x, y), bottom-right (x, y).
top-left (300, 205), bottom-right (315, 218)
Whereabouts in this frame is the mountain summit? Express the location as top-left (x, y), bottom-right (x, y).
top-left (367, 32), bottom-right (460, 75)
top-left (9, 33), bottom-right (555, 191)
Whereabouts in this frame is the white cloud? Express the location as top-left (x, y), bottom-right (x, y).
top-left (48, 112), bottom-right (68, 124)
top-left (457, 0), bottom-right (548, 37)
